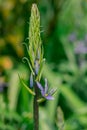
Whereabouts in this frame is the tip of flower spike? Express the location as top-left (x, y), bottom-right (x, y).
top-left (32, 4), bottom-right (37, 8)
top-left (31, 3), bottom-right (39, 18)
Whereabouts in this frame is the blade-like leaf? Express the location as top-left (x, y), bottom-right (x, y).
top-left (22, 57), bottom-right (35, 75)
top-left (19, 75), bottom-right (35, 96)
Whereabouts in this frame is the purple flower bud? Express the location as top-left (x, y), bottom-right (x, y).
top-left (30, 73), bottom-right (33, 87)
top-left (34, 60), bottom-right (39, 75)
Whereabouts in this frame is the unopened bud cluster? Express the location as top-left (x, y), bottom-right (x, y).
top-left (29, 4), bottom-right (42, 78)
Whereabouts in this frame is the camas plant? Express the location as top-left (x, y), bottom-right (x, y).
top-left (20, 3), bottom-right (56, 130)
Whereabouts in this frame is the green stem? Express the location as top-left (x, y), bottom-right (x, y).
top-left (33, 83), bottom-right (39, 130)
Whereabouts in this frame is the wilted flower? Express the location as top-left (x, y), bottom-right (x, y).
top-left (36, 79), bottom-right (56, 100)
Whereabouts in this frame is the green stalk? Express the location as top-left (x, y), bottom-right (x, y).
top-left (33, 83), bottom-right (39, 130)
top-left (29, 4), bottom-right (42, 130)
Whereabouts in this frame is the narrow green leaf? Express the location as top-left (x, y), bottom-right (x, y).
top-left (22, 57), bottom-right (35, 75)
top-left (19, 75), bottom-right (35, 96)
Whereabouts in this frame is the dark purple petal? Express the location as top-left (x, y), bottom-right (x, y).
top-left (45, 95), bottom-right (54, 100)
top-left (44, 78), bottom-right (48, 94)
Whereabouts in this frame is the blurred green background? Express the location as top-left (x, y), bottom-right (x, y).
top-left (0, 0), bottom-right (87, 130)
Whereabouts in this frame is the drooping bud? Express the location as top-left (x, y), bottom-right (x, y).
top-left (30, 73), bottom-right (34, 88)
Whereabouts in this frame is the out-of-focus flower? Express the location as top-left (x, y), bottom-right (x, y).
top-left (84, 34), bottom-right (87, 42)
top-left (75, 40), bottom-right (87, 54)
top-left (0, 56), bottom-right (13, 69)
top-left (68, 33), bottom-right (76, 43)
top-left (0, 77), bottom-right (8, 93)
top-left (0, 82), bottom-right (8, 92)
top-left (36, 79), bottom-right (56, 100)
